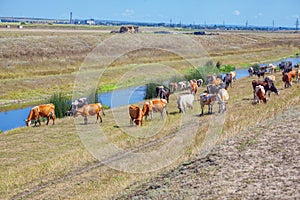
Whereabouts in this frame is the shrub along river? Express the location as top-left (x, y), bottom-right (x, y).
top-left (1, 58), bottom-right (299, 132)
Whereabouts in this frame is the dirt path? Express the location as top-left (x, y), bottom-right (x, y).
top-left (117, 106), bottom-right (300, 199)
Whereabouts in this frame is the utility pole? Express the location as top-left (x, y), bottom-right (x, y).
top-left (272, 19), bottom-right (275, 32)
top-left (245, 20), bottom-right (248, 30)
top-left (70, 12), bottom-right (72, 24)
top-left (296, 18), bottom-right (299, 33)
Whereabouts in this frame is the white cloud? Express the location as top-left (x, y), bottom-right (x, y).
top-left (122, 9), bottom-right (134, 17)
top-left (233, 10), bottom-right (240, 16)
top-left (293, 14), bottom-right (299, 18)
top-left (254, 13), bottom-right (263, 19)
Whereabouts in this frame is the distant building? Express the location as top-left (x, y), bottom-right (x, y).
top-left (85, 19), bottom-right (95, 25)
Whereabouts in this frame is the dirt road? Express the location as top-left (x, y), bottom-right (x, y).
top-left (117, 106), bottom-right (300, 199)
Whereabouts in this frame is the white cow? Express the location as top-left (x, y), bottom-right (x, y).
top-left (177, 94), bottom-right (195, 113)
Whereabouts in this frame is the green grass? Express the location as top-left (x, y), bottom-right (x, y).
top-left (50, 93), bottom-right (71, 118)
top-left (1, 30), bottom-right (299, 109)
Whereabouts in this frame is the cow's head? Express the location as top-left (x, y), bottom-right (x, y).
top-left (25, 119), bottom-right (31, 127)
top-left (133, 119), bottom-right (142, 127)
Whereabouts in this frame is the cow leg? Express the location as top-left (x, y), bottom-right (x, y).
top-left (200, 105), bottom-right (204, 116)
top-left (130, 118), bottom-right (133, 126)
top-left (84, 116), bottom-right (88, 124)
top-left (46, 116), bottom-right (50, 125)
top-left (37, 117), bottom-right (41, 126)
top-left (97, 113), bottom-right (103, 123)
top-left (51, 114), bottom-right (56, 125)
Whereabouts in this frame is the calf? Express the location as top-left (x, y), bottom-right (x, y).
top-left (129, 104), bottom-right (144, 127)
top-left (177, 94), bottom-right (195, 113)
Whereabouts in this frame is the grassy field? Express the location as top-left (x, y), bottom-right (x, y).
top-left (0, 26), bottom-right (300, 198)
top-left (1, 71), bottom-right (300, 199)
top-left (0, 27), bottom-right (299, 110)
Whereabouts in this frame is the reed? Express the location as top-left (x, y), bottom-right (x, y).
top-left (49, 93), bottom-right (71, 118)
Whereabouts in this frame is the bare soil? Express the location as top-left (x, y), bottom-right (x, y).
top-left (117, 105), bottom-right (300, 199)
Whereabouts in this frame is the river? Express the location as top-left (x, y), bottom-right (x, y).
top-left (1, 57), bottom-right (299, 132)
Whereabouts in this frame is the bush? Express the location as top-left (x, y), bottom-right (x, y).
top-left (186, 65), bottom-right (220, 81)
top-left (216, 61), bottom-right (221, 69)
top-left (50, 93), bottom-right (71, 118)
top-left (88, 90), bottom-right (99, 104)
top-left (251, 63), bottom-right (260, 72)
top-left (218, 64), bottom-right (235, 73)
top-left (145, 83), bottom-right (161, 99)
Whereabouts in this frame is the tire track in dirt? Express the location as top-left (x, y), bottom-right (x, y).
top-left (117, 106), bottom-right (300, 199)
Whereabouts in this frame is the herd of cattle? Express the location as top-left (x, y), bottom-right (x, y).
top-left (25, 62), bottom-right (299, 127)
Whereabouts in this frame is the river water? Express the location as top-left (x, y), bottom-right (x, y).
top-left (1, 57), bottom-right (299, 132)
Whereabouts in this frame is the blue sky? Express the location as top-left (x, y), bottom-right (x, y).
top-left (0, 0), bottom-right (299, 27)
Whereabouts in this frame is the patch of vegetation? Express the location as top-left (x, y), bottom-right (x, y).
top-left (99, 84), bottom-right (118, 93)
top-left (145, 83), bottom-right (162, 99)
top-left (251, 63), bottom-right (260, 71)
top-left (87, 90), bottom-right (99, 104)
top-left (186, 64), bottom-right (220, 81)
top-left (218, 64), bottom-right (236, 73)
top-left (49, 93), bottom-right (71, 118)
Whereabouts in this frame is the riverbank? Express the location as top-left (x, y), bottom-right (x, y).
top-left (0, 29), bottom-right (299, 111)
top-left (1, 72), bottom-right (299, 199)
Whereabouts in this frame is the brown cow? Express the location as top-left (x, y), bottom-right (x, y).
top-left (129, 104), bottom-right (144, 127)
top-left (255, 85), bottom-right (267, 104)
top-left (75, 103), bottom-right (105, 124)
top-left (143, 99), bottom-right (168, 120)
top-left (169, 82), bottom-right (178, 93)
top-left (282, 70), bottom-right (296, 88)
top-left (26, 104), bottom-right (56, 127)
top-left (189, 81), bottom-right (198, 95)
top-left (230, 71), bottom-right (237, 81)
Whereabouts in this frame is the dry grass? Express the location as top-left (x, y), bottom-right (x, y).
top-left (1, 72), bottom-right (299, 199)
top-left (0, 29), bottom-right (299, 109)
